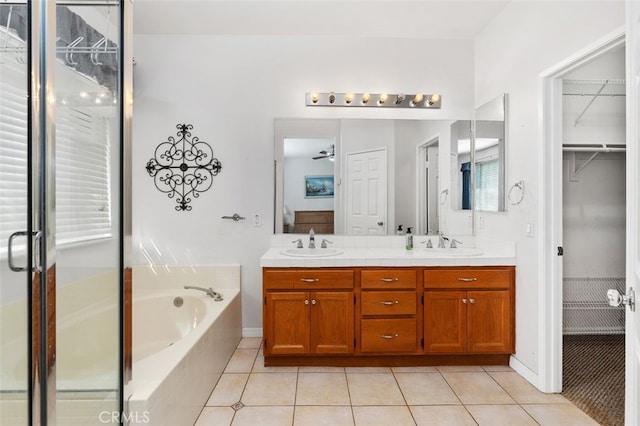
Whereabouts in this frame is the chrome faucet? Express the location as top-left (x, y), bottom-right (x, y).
top-left (184, 286), bottom-right (223, 301)
top-left (450, 238), bottom-right (463, 248)
top-left (438, 233), bottom-right (449, 248)
top-left (321, 238), bottom-right (333, 249)
top-left (308, 228), bottom-right (316, 249)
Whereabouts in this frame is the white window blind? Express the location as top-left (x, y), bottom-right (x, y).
top-left (474, 159), bottom-right (499, 211)
top-left (0, 78), bottom-right (28, 252)
top-left (0, 78), bottom-right (113, 252)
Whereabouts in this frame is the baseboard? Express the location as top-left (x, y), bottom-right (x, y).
top-left (242, 328), bottom-right (263, 338)
top-left (509, 355), bottom-right (546, 391)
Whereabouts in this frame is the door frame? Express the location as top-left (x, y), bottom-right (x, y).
top-left (538, 28), bottom-right (625, 393)
top-left (416, 136), bottom-right (440, 235)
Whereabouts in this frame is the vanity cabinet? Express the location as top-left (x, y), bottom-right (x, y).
top-left (424, 267), bottom-right (514, 354)
top-left (360, 269), bottom-right (418, 353)
top-left (263, 269), bottom-right (354, 355)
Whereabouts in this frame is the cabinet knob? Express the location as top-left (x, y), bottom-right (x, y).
top-left (462, 299), bottom-right (468, 304)
top-left (380, 300), bottom-right (399, 305)
top-left (304, 299), bottom-right (309, 305)
top-left (300, 278), bottom-right (320, 283)
top-left (311, 299), bottom-right (316, 305)
top-left (380, 334), bottom-right (399, 339)
top-left (379, 277), bottom-right (399, 282)
top-left (469, 298), bottom-right (476, 304)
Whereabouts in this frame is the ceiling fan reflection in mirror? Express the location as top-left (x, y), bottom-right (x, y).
top-left (313, 144), bottom-right (335, 161)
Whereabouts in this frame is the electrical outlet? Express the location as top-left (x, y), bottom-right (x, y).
top-left (252, 213), bottom-right (262, 227)
top-left (526, 222), bottom-right (534, 237)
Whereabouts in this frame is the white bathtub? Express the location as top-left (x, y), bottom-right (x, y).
top-left (128, 265), bottom-right (242, 426)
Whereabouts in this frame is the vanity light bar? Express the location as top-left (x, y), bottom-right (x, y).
top-left (306, 92), bottom-right (442, 108)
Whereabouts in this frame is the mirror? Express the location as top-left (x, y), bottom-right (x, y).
top-left (449, 120), bottom-right (473, 211)
top-left (274, 118), bottom-right (460, 235)
top-left (473, 94), bottom-right (507, 212)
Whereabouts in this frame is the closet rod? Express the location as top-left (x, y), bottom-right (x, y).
top-left (563, 144), bottom-right (626, 153)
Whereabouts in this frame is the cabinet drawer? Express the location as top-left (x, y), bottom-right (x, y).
top-left (424, 267), bottom-right (512, 289)
top-left (361, 269), bottom-right (417, 289)
top-left (360, 319), bottom-right (417, 352)
top-left (264, 269), bottom-right (354, 290)
top-left (361, 291), bottom-right (416, 316)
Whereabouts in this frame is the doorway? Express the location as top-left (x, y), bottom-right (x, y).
top-left (417, 137), bottom-right (440, 235)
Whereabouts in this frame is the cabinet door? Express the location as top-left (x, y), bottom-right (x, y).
top-left (265, 292), bottom-right (310, 355)
top-left (310, 292), bottom-right (354, 354)
top-left (467, 290), bottom-right (512, 353)
top-left (424, 291), bottom-right (467, 353)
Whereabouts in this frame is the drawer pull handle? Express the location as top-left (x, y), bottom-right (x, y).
top-left (379, 277), bottom-right (399, 282)
top-left (300, 278), bottom-right (320, 283)
top-left (380, 334), bottom-right (399, 339)
top-left (380, 300), bottom-right (399, 305)
top-left (458, 277), bottom-right (478, 282)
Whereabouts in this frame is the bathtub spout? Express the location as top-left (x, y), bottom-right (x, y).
top-left (184, 286), bottom-right (224, 301)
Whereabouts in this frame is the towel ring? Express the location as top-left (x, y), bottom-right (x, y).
top-left (508, 180), bottom-right (525, 205)
top-left (439, 189), bottom-right (449, 205)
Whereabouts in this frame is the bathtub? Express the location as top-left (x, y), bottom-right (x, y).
top-left (128, 265), bottom-right (242, 426)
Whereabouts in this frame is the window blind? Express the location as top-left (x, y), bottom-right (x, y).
top-left (474, 159), bottom-right (499, 211)
top-left (0, 79), bottom-right (113, 253)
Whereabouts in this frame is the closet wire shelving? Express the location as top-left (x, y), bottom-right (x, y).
top-left (563, 277), bottom-right (626, 335)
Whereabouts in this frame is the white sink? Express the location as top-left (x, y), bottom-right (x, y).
top-left (280, 248), bottom-right (343, 257)
top-left (422, 247), bottom-right (484, 257)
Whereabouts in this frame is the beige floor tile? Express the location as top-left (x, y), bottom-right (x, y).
top-left (224, 349), bottom-right (258, 373)
top-left (410, 405), bottom-right (477, 426)
top-left (296, 373), bottom-right (351, 405)
top-left (442, 372), bottom-right (516, 404)
top-left (345, 366), bottom-right (392, 373)
top-left (436, 365), bottom-right (485, 373)
top-left (482, 365), bottom-right (514, 372)
top-left (195, 407), bottom-right (235, 426)
top-left (252, 350), bottom-right (298, 373)
top-left (294, 406), bottom-right (354, 426)
top-left (467, 405), bottom-right (538, 426)
top-left (395, 373), bottom-right (460, 405)
top-left (352, 406), bottom-right (416, 426)
top-left (231, 406), bottom-right (294, 426)
top-left (206, 373), bottom-right (249, 406)
top-left (347, 373), bottom-right (406, 406)
top-left (391, 366), bottom-right (438, 373)
top-left (522, 403), bottom-right (600, 425)
top-left (489, 372), bottom-right (569, 404)
top-left (241, 372), bottom-right (298, 406)
top-left (299, 366), bottom-right (345, 373)
top-left (236, 337), bottom-right (262, 349)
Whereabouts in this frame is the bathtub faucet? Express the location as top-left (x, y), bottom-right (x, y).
top-left (184, 286), bottom-right (223, 301)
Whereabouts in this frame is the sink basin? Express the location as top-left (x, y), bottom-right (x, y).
top-left (422, 247), bottom-right (484, 257)
top-left (280, 248), bottom-right (343, 257)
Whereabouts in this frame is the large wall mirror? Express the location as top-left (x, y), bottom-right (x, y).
top-left (274, 118), bottom-right (459, 235)
top-left (473, 94), bottom-right (507, 212)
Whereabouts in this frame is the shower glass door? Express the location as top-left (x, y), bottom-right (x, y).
top-left (0, 2), bottom-right (30, 424)
top-left (1, 1), bottom-right (127, 424)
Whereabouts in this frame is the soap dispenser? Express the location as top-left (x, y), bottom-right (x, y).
top-left (405, 227), bottom-right (413, 250)
top-left (396, 225), bottom-right (404, 235)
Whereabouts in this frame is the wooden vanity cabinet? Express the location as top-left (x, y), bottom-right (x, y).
top-left (424, 267), bottom-right (514, 354)
top-left (263, 269), bottom-right (354, 356)
top-left (360, 269), bottom-right (419, 353)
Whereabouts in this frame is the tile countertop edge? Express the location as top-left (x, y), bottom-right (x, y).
top-left (259, 248), bottom-right (516, 268)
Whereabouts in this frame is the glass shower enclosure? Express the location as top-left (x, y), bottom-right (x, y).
top-left (0, 1), bottom-right (131, 424)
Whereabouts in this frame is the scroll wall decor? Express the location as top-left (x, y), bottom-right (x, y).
top-left (145, 124), bottom-right (222, 211)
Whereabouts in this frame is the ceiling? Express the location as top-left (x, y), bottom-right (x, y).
top-left (133, 0), bottom-right (510, 38)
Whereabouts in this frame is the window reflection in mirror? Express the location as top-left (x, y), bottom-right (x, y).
top-left (450, 120), bottom-right (473, 211)
top-left (474, 94), bottom-right (506, 212)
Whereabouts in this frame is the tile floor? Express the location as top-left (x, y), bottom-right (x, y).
top-left (195, 338), bottom-right (599, 426)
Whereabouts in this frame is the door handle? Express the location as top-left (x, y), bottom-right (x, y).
top-left (8, 231), bottom-right (40, 272)
top-left (377, 221), bottom-right (384, 226)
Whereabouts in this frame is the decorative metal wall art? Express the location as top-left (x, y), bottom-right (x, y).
top-left (145, 124), bottom-right (222, 211)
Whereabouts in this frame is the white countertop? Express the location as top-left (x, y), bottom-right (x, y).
top-left (260, 235), bottom-right (516, 268)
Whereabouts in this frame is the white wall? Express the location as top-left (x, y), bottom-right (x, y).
top-left (132, 35), bottom-right (474, 331)
top-left (474, 1), bottom-right (624, 377)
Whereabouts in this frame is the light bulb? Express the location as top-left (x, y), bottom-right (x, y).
top-left (378, 93), bottom-right (388, 105)
top-left (310, 91), bottom-right (319, 104)
top-left (345, 92), bottom-right (354, 104)
top-left (411, 93), bottom-right (424, 106)
top-left (395, 94), bottom-right (406, 105)
top-left (329, 92), bottom-right (336, 104)
top-left (362, 93), bottom-right (371, 104)
top-left (429, 94), bottom-right (440, 105)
